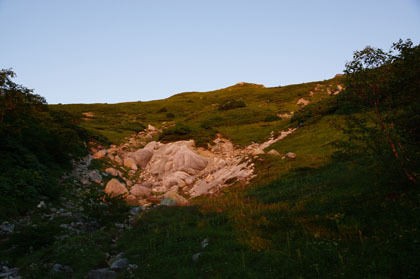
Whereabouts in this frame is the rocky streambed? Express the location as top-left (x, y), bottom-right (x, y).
top-left (80, 126), bottom-right (296, 207)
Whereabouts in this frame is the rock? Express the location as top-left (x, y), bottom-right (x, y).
top-left (130, 184), bottom-right (151, 197)
top-left (127, 264), bottom-right (139, 273)
top-left (0, 266), bottom-right (20, 278)
top-left (162, 171), bottom-right (190, 188)
top-left (105, 168), bottom-right (120, 177)
top-left (114, 155), bottom-right (123, 165)
top-left (146, 196), bottom-right (162, 204)
top-left (148, 141), bottom-right (208, 176)
top-left (37, 201), bottom-right (46, 209)
top-left (105, 179), bottom-right (128, 197)
top-left (144, 141), bottom-right (160, 151)
top-left (152, 185), bottom-right (167, 193)
top-left (123, 158), bottom-right (138, 170)
top-left (89, 170), bottom-right (102, 184)
top-left (0, 222), bottom-right (14, 234)
top-left (282, 152), bottom-right (296, 160)
top-left (129, 207), bottom-right (144, 216)
top-left (201, 238), bottom-right (209, 249)
top-left (51, 264), bottom-right (73, 274)
top-left (93, 150), bottom-right (107, 159)
top-left (192, 253), bottom-right (202, 262)
top-left (125, 194), bottom-right (138, 206)
top-left (88, 268), bottom-right (117, 279)
top-left (142, 181), bottom-right (153, 188)
top-left (297, 98), bottom-right (310, 106)
top-left (161, 192), bottom-right (188, 206)
top-left (267, 149), bottom-right (280, 156)
top-left (132, 149), bottom-right (153, 168)
top-left (252, 148), bottom-right (265, 156)
top-left (110, 258), bottom-right (129, 271)
top-left (147, 124), bottom-right (156, 131)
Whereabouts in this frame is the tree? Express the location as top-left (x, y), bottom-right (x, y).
top-left (340, 39), bottom-right (419, 185)
top-left (0, 69), bottom-right (46, 126)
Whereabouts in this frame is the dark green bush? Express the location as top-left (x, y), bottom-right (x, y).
top-left (159, 122), bottom-right (216, 147)
top-left (264, 115), bottom-right (282, 122)
top-left (166, 112), bottom-right (175, 118)
top-left (218, 99), bottom-right (246, 110)
top-left (157, 107), bottom-right (167, 113)
top-left (291, 97), bottom-right (338, 125)
top-left (0, 69), bottom-right (88, 219)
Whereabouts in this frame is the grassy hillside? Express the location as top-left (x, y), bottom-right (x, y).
top-left (52, 77), bottom-right (343, 146)
top-left (2, 41), bottom-right (419, 278)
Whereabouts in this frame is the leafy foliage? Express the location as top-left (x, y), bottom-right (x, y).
top-left (0, 69), bottom-right (88, 219)
top-left (336, 40), bottom-right (420, 185)
top-left (218, 99), bottom-right (246, 110)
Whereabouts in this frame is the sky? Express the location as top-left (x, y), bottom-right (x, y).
top-left (0, 0), bottom-right (419, 104)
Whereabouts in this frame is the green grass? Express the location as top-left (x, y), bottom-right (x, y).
top-left (51, 77), bottom-right (344, 145)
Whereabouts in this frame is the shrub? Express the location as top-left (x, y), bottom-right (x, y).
top-left (166, 112), bottom-right (175, 118)
top-left (336, 39), bottom-right (420, 185)
top-left (0, 69), bottom-right (88, 219)
top-left (218, 99), bottom-right (246, 110)
top-left (264, 115), bottom-right (281, 122)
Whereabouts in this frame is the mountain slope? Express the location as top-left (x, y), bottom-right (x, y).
top-left (2, 39), bottom-right (419, 278)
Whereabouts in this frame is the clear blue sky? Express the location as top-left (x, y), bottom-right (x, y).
top-left (1, 0), bottom-right (419, 104)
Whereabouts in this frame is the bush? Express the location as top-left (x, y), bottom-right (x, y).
top-left (264, 115), bottom-right (281, 122)
top-left (166, 112), bottom-right (175, 118)
top-left (159, 122), bottom-right (216, 147)
top-left (157, 107), bottom-right (167, 113)
top-left (218, 99), bottom-right (246, 110)
top-left (336, 39), bottom-right (420, 185)
top-left (0, 69), bottom-right (88, 219)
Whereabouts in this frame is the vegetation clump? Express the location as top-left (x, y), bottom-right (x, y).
top-left (218, 99), bottom-right (246, 110)
top-left (0, 69), bottom-right (88, 218)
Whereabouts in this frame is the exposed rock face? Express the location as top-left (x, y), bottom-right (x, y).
top-left (93, 150), bottom-right (107, 159)
top-left (297, 98), bottom-right (310, 106)
top-left (132, 149), bottom-right (153, 168)
top-left (147, 124), bottom-right (157, 131)
top-left (130, 184), bottom-right (151, 197)
top-left (146, 141), bottom-right (208, 177)
top-left (105, 168), bottom-right (120, 177)
top-left (277, 112), bottom-right (294, 119)
top-left (282, 152), bottom-right (296, 160)
top-left (123, 158), bottom-right (138, 170)
top-left (114, 155), bottom-right (123, 165)
top-left (125, 194), bottom-right (138, 206)
top-left (105, 179), bottom-right (128, 197)
top-left (96, 125), bottom-right (297, 205)
top-left (89, 170), bottom-right (102, 184)
top-left (161, 191), bottom-right (188, 206)
top-left (268, 149), bottom-right (280, 156)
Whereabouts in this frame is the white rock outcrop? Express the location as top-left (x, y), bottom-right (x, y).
top-left (132, 149), bottom-right (153, 168)
top-left (98, 126), bottom-right (297, 205)
top-left (297, 98), bottom-right (310, 106)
